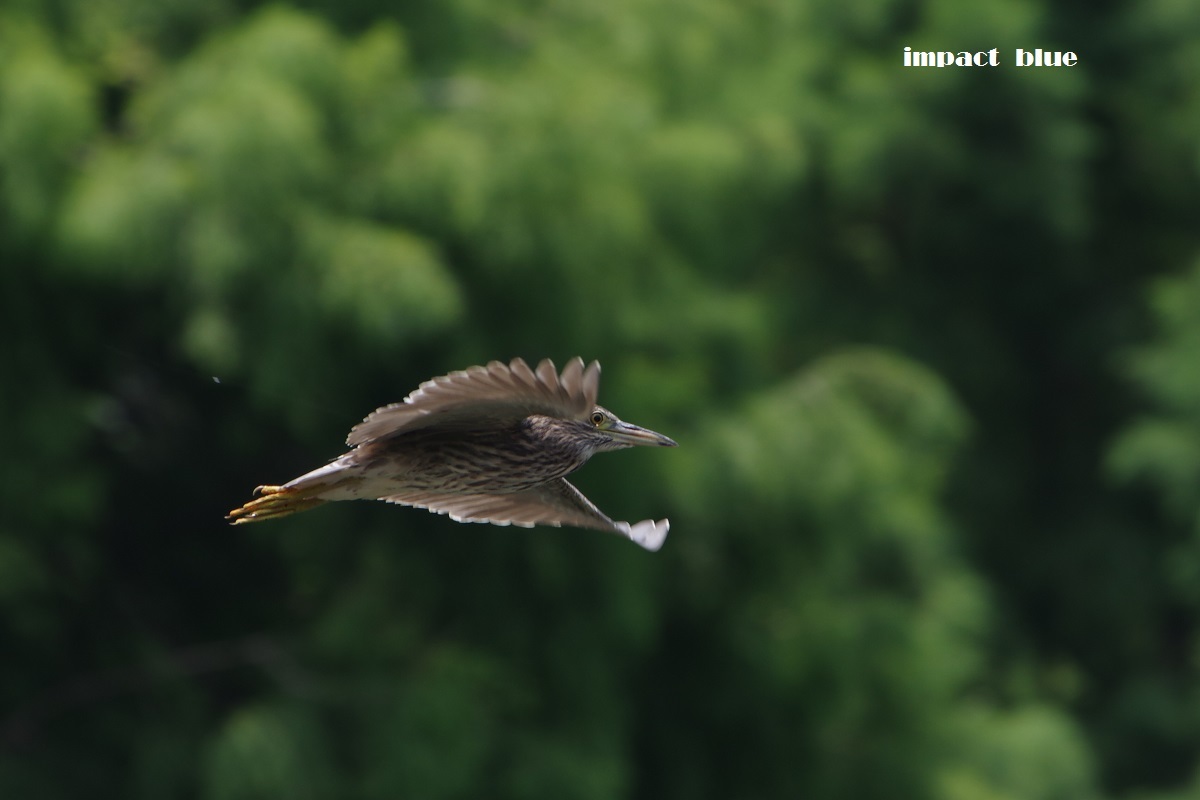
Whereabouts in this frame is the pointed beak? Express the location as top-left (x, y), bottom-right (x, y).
top-left (608, 421), bottom-right (678, 447)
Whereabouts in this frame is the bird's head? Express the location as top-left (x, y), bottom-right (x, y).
top-left (574, 405), bottom-right (678, 454)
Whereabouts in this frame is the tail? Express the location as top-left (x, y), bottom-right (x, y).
top-left (226, 484), bottom-right (328, 525)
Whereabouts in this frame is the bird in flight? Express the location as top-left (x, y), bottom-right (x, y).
top-left (226, 357), bottom-right (677, 550)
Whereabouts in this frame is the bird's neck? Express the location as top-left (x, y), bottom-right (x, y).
top-left (522, 415), bottom-right (593, 471)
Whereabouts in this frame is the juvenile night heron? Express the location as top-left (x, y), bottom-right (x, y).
top-left (226, 357), bottom-right (677, 550)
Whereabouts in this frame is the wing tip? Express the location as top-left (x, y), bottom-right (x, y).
top-left (622, 518), bottom-right (669, 552)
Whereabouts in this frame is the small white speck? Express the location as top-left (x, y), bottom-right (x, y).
top-left (212, 376), bottom-right (221, 384)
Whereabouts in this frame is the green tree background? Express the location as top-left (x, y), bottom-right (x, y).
top-left (3, 0), bottom-right (1200, 797)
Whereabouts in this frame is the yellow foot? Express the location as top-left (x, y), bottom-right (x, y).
top-left (227, 483), bottom-right (327, 525)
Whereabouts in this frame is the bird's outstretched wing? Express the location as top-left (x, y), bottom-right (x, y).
top-left (379, 478), bottom-right (669, 552)
top-left (347, 357), bottom-right (601, 446)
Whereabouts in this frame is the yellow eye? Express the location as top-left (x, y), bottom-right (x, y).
top-left (591, 411), bottom-right (606, 426)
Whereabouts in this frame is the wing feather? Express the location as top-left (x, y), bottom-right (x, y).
top-left (536, 358), bottom-right (558, 387)
top-left (347, 357), bottom-right (602, 446)
top-left (510, 357), bottom-right (539, 389)
top-left (560, 357), bottom-right (583, 402)
top-left (379, 478), bottom-right (669, 551)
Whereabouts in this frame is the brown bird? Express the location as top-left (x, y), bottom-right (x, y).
top-left (226, 357), bottom-right (677, 550)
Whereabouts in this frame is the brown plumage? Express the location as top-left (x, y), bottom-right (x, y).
top-left (226, 357), bottom-right (677, 550)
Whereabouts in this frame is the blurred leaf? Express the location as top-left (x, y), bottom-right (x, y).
top-left (203, 703), bottom-right (335, 800)
top-left (305, 216), bottom-right (463, 341)
top-left (939, 706), bottom-right (1099, 800)
top-left (0, 17), bottom-right (96, 239)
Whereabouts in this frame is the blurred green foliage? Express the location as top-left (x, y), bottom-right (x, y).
top-left (3, 0), bottom-right (1200, 797)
